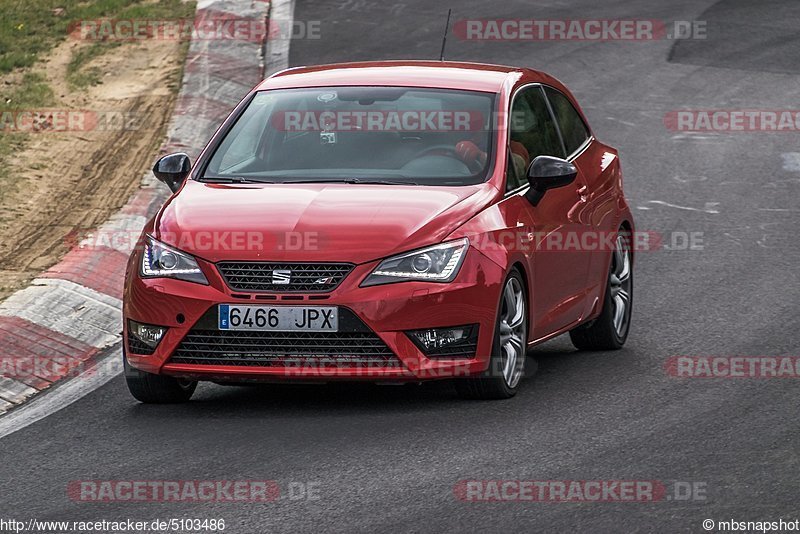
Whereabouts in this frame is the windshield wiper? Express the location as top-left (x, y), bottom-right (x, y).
top-left (200, 176), bottom-right (420, 185)
top-left (281, 178), bottom-right (419, 186)
top-left (199, 176), bottom-right (268, 184)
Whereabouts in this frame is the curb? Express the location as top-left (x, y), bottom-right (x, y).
top-left (0, 0), bottom-right (272, 413)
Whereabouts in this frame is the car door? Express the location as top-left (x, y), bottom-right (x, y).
top-left (542, 86), bottom-right (598, 320)
top-left (508, 85), bottom-right (593, 338)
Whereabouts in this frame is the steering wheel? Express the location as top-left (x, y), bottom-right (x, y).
top-left (410, 144), bottom-right (462, 161)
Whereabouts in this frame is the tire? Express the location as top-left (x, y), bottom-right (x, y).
top-left (456, 268), bottom-right (528, 400)
top-left (569, 230), bottom-right (633, 350)
top-left (124, 353), bottom-right (197, 403)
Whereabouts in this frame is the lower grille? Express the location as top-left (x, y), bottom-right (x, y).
top-left (168, 308), bottom-right (400, 368)
top-left (170, 331), bottom-right (396, 367)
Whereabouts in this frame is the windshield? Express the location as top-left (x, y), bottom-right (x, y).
top-left (203, 86), bottom-right (497, 186)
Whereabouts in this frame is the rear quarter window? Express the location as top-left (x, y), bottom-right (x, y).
top-left (544, 87), bottom-right (591, 156)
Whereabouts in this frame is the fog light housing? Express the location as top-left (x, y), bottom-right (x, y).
top-left (127, 320), bottom-right (167, 355)
top-left (406, 324), bottom-right (479, 358)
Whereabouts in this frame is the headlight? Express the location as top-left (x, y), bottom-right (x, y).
top-left (140, 235), bottom-right (208, 285)
top-left (361, 238), bottom-right (469, 286)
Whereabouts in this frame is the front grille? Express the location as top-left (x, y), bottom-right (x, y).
top-left (217, 262), bottom-right (354, 293)
top-left (168, 308), bottom-right (400, 368)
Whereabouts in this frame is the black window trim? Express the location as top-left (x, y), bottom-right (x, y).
top-left (542, 85), bottom-right (593, 160)
top-left (503, 82), bottom-right (594, 198)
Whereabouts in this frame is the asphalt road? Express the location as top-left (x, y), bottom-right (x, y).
top-left (3, 0), bottom-right (800, 532)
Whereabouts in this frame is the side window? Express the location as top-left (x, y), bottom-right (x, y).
top-left (507, 87), bottom-right (564, 192)
top-left (544, 87), bottom-right (590, 156)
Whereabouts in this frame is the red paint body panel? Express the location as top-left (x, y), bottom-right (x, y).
top-left (156, 180), bottom-right (498, 264)
top-left (124, 61), bottom-right (634, 381)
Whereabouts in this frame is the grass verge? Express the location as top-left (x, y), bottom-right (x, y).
top-left (0, 0), bottom-right (196, 190)
top-left (0, 0), bottom-right (194, 74)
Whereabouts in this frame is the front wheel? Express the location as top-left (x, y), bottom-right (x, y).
top-left (569, 230), bottom-right (633, 350)
top-left (124, 354), bottom-right (197, 403)
top-left (456, 268), bottom-right (528, 400)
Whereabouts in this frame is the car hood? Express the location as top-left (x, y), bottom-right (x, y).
top-left (155, 180), bottom-right (499, 263)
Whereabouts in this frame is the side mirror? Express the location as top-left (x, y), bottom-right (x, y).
top-left (524, 155), bottom-right (578, 206)
top-left (152, 153), bottom-right (191, 193)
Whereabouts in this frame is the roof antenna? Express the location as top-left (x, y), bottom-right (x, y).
top-left (439, 8), bottom-right (452, 61)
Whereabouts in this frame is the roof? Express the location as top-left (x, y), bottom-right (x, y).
top-left (255, 60), bottom-right (533, 93)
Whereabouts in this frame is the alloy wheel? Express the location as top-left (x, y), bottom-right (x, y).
top-left (608, 235), bottom-right (632, 337)
top-left (498, 276), bottom-right (526, 388)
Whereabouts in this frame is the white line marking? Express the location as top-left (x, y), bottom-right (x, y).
top-left (670, 133), bottom-right (722, 141)
top-left (673, 174), bottom-right (708, 183)
top-left (637, 200), bottom-right (720, 214)
top-left (0, 346), bottom-right (122, 440)
top-left (606, 117), bottom-right (635, 127)
top-left (780, 152), bottom-right (800, 172)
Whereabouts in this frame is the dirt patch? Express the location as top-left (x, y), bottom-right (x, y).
top-left (0, 37), bottom-right (186, 301)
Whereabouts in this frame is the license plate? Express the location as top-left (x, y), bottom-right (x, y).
top-left (218, 304), bottom-right (338, 332)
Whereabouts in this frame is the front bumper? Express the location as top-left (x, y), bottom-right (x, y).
top-left (123, 246), bottom-right (505, 381)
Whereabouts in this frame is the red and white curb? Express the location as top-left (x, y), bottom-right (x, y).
top-left (0, 0), bottom-right (274, 419)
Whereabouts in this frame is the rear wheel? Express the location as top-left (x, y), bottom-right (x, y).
top-left (456, 269), bottom-right (528, 400)
top-left (569, 230), bottom-right (633, 350)
top-left (124, 354), bottom-right (197, 403)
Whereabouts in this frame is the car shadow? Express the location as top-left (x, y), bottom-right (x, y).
top-left (124, 336), bottom-right (632, 418)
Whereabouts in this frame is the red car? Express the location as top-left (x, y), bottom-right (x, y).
top-left (123, 61), bottom-right (634, 402)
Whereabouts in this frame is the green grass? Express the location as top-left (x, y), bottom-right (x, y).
top-left (1, 0), bottom-right (196, 73)
top-left (0, 72), bottom-right (55, 110)
top-left (64, 0), bottom-right (196, 88)
top-left (0, 0), bottom-right (197, 89)
top-left (66, 41), bottom-right (122, 88)
top-left (0, 0), bottom-right (196, 196)
top-left (1, 0), bottom-right (139, 74)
